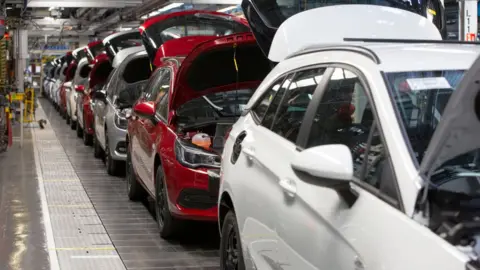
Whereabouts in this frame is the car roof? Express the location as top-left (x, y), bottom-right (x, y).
top-left (294, 43), bottom-right (480, 72)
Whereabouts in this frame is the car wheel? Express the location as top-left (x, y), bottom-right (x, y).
top-left (106, 137), bottom-right (124, 176)
top-left (126, 150), bottom-right (146, 201)
top-left (93, 133), bottom-right (104, 159)
top-left (82, 120), bottom-right (93, 146)
top-left (220, 210), bottom-right (246, 270)
top-left (70, 119), bottom-right (76, 130)
top-left (76, 118), bottom-right (83, 138)
top-left (155, 165), bottom-right (182, 239)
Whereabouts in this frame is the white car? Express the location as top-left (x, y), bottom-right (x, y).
top-left (218, 5), bottom-right (480, 270)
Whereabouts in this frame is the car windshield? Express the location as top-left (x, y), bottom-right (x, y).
top-left (177, 89), bottom-right (253, 122)
top-left (384, 70), bottom-right (480, 195)
top-left (142, 13), bottom-right (250, 63)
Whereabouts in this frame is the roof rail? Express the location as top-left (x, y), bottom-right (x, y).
top-left (344, 38), bottom-right (480, 45)
top-left (286, 45), bottom-right (381, 64)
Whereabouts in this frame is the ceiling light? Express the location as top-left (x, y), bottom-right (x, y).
top-left (43, 16), bottom-right (55, 21)
top-left (6, 7), bottom-right (12, 10)
top-left (217, 5), bottom-right (238, 13)
top-left (48, 7), bottom-right (56, 11)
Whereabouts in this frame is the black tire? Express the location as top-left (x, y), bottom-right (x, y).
top-left (106, 136), bottom-right (124, 176)
top-left (220, 210), bottom-right (246, 270)
top-left (155, 165), bottom-right (182, 239)
top-left (82, 120), bottom-right (93, 146)
top-left (76, 118), bottom-right (83, 138)
top-left (93, 133), bottom-right (104, 159)
top-left (66, 114), bottom-right (70, 125)
top-left (70, 119), bottom-right (76, 130)
top-left (126, 150), bottom-right (147, 201)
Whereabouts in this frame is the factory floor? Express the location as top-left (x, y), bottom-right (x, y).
top-left (0, 97), bottom-right (220, 270)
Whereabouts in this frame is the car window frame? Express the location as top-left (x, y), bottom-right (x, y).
top-left (250, 75), bottom-right (288, 123)
top-left (144, 68), bottom-right (164, 101)
top-left (296, 64), bottom-right (404, 212)
top-left (151, 67), bottom-right (172, 123)
top-left (105, 68), bottom-right (119, 100)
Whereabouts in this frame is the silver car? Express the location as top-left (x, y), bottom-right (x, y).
top-left (66, 58), bottom-right (90, 130)
top-left (92, 46), bottom-right (150, 176)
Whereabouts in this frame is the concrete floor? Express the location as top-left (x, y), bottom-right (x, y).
top-left (0, 98), bottom-right (221, 270)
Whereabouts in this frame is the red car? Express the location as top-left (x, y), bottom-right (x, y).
top-left (126, 31), bottom-right (271, 238)
top-left (77, 53), bottom-right (112, 146)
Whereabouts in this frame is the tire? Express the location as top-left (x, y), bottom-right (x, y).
top-left (93, 133), bottom-right (104, 159)
top-left (70, 119), bottom-right (76, 130)
top-left (76, 118), bottom-right (83, 138)
top-left (66, 114), bottom-right (70, 125)
top-left (220, 210), bottom-right (246, 270)
top-left (106, 136), bottom-right (124, 176)
top-left (82, 120), bottom-right (93, 146)
top-left (126, 150), bottom-right (147, 201)
top-left (155, 165), bottom-right (183, 239)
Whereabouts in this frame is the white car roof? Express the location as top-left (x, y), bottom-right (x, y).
top-left (295, 43), bottom-right (480, 72)
top-left (112, 46), bottom-right (145, 68)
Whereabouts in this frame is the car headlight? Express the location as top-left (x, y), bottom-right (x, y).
top-left (174, 139), bottom-right (221, 169)
top-left (114, 109), bottom-right (129, 129)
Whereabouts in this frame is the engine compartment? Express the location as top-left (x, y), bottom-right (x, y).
top-left (176, 120), bottom-right (233, 154)
top-left (427, 188), bottom-right (480, 268)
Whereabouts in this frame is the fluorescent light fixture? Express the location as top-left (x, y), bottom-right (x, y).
top-left (43, 16), bottom-right (55, 21)
top-left (48, 7), bottom-right (56, 11)
top-left (158, 2), bottom-right (184, 13)
top-left (6, 7), bottom-right (12, 10)
top-left (217, 5), bottom-right (238, 13)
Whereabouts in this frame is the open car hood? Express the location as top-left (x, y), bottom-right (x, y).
top-left (419, 53), bottom-right (480, 177)
top-left (172, 32), bottom-right (271, 110)
top-left (103, 29), bottom-right (142, 62)
top-left (243, 4), bottom-right (441, 62)
top-left (139, 10), bottom-right (250, 67)
top-left (153, 36), bottom-right (215, 67)
top-left (89, 53), bottom-right (113, 89)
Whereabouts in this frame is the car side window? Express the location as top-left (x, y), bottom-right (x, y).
top-left (144, 69), bottom-right (164, 101)
top-left (261, 73), bottom-right (295, 129)
top-left (305, 67), bottom-right (399, 204)
top-left (156, 93), bottom-right (169, 120)
top-left (105, 69), bottom-right (117, 99)
top-left (146, 69), bottom-right (171, 104)
top-left (251, 76), bottom-right (286, 122)
top-left (270, 68), bottom-right (326, 143)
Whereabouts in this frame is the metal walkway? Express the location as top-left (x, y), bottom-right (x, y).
top-left (37, 98), bottom-right (220, 270)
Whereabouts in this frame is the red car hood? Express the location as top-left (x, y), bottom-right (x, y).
top-left (171, 32), bottom-right (271, 110)
top-left (89, 53), bottom-right (112, 89)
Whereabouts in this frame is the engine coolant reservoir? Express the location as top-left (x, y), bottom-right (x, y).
top-left (192, 133), bottom-right (211, 149)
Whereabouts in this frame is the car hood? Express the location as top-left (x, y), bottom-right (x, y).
top-left (171, 32), bottom-right (271, 110)
top-left (419, 53), bottom-right (480, 178)
top-left (243, 4), bottom-right (441, 62)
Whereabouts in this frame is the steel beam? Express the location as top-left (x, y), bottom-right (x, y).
top-left (28, 30), bottom-right (94, 36)
top-left (171, 0), bottom-right (240, 5)
top-left (27, 0), bottom-right (143, 8)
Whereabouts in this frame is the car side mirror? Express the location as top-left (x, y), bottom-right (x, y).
top-left (291, 144), bottom-right (358, 207)
top-left (92, 90), bottom-right (106, 102)
top-left (133, 101), bottom-right (155, 119)
top-left (75, 85), bottom-right (85, 93)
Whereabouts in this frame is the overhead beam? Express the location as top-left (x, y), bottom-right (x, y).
top-left (28, 30), bottom-right (94, 37)
top-left (27, 0), bottom-right (142, 8)
top-left (170, 0), bottom-right (240, 4)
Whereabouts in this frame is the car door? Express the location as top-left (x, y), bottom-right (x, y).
top-left (95, 69), bottom-right (118, 149)
top-left (132, 68), bottom-right (170, 194)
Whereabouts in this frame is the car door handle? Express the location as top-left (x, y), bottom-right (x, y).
top-left (242, 147), bottom-right (255, 162)
top-left (279, 178), bottom-right (297, 197)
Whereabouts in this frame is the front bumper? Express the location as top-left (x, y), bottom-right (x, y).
top-left (165, 162), bottom-right (220, 222)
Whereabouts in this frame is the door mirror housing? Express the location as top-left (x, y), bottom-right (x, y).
top-left (75, 85), bottom-right (85, 93)
top-left (291, 144), bottom-right (358, 207)
top-left (133, 101), bottom-right (155, 118)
